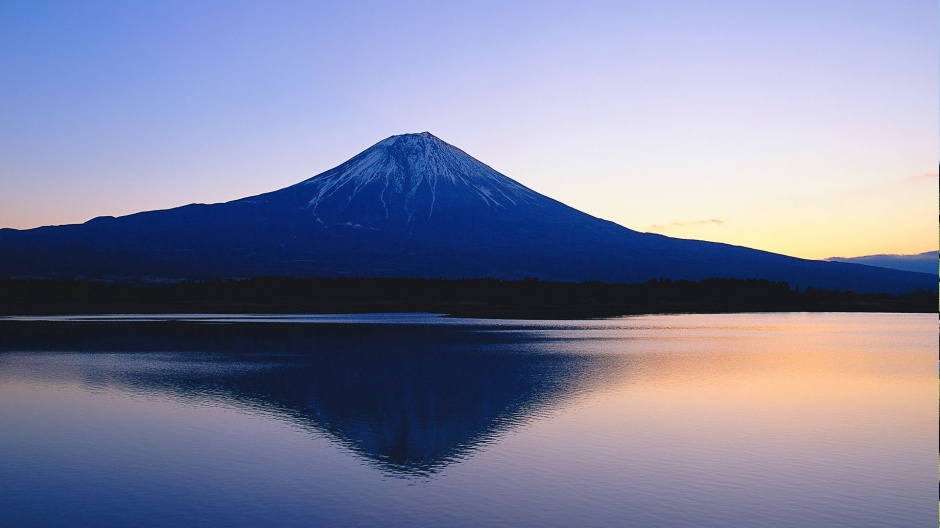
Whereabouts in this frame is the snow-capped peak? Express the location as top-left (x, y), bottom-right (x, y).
top-left (289, 132), bottom-right (543, 228)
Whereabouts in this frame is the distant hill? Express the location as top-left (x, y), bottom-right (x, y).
top-left (0, 132), bottom-right (935, 294)
top-left (826, 251), bottom-right (938, 276)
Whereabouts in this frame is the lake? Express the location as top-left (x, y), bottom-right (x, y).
top-left (0, 312), bottom-right (935, 527)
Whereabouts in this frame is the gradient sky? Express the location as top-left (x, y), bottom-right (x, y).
top-left (1, 0), bottom-right (936, 260)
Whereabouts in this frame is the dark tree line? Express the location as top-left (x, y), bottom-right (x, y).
top-left (0, 277), bottom-right (934, 318)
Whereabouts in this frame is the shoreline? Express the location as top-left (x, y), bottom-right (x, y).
top-left (1, 276), bottom-right (935, 319)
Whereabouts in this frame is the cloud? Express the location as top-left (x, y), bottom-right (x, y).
top-left (904, 172), bottom-right (938, 183)
top-left (648, 218), bottom-right (724, 231)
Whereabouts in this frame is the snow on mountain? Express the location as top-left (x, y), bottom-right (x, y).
top-left (243, 132), bottom-right (546, 230)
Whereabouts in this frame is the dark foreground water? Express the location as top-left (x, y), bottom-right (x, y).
top-left (0, 313), bottom-right (935, 527)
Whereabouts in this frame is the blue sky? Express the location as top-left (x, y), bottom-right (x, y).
top-left (1, 0), bottom-right (936, 259)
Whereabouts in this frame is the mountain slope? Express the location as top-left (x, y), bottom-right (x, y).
top-left (0, 132), bottom-right (934, 294)
top-left (826, 251), bottom-right (938, 276)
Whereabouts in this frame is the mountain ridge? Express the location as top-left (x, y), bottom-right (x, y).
top-left (826, 251), bottom-right (938, 276)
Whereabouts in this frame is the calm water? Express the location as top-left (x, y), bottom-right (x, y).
top-left (0, 313), bottom-right (935, 527)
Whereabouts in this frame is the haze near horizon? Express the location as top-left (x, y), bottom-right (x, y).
top-left (1, 1), bottom-right (936, 260)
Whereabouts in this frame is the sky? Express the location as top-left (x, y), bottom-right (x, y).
top-left (1, 0), bottom-right (936, 260)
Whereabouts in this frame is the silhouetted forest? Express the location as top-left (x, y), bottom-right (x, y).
top-left (0, 277), bottom-right (934, 318)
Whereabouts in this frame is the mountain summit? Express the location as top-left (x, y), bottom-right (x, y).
top-left (299, 132), bottom-right (541, 221)
top-left (246, 132), bottom-right (549, 233)
top-left (0, 132), bottom-right (933, 294)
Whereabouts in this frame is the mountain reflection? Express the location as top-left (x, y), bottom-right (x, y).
top-left (0, 320), bottom-right (608, 476)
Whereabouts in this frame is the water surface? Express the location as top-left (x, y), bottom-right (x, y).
top-left (0, 313), bottom-right (935, 527)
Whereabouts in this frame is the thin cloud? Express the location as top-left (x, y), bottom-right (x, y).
top-left (648, 218), bottom-right (725, 231)
top-left (904, 172), bottom-right (939, 183)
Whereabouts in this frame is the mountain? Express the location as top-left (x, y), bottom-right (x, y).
top-left (826, 251), bottom-right (938, 276)
top-left (0, 132), bottom-right (934, 294)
